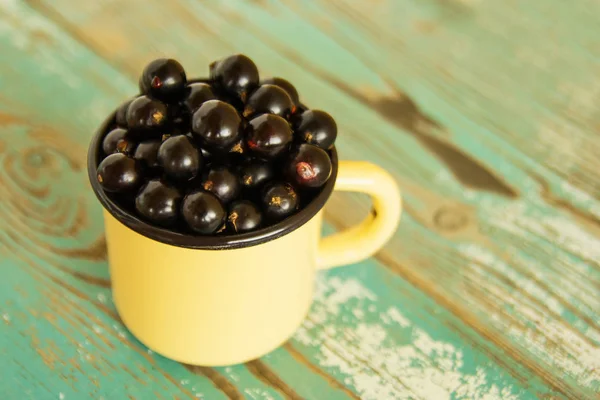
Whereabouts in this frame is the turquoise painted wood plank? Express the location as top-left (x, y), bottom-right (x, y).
top-left (0, 2), bottom-right (535, 400)
top-left (1, 0), bottom-right (598, 399)
top-left (24, 0), bottom-right (600, 398)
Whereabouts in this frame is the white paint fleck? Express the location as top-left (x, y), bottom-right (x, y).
top-left (2, 313), bottom-right (10, 322)
top-left (92, 325), bottom-right (102, 334)
top-left (194, 393), bottom-right (203, 398)
top-left (459, 243), bottom-right (566, 316)
top-left (294, 275), bottom-right (519, 400)
top-left (434, 169), bottom-right (454, 183)
top-left (459, 242), bottom-right (600, 389)
top-left (223, 368), bottom-right (240, 383)
top-left (147, 349), bottom-right (153, 355)
top-left (97, 293), bottom-right (107, 304)
top-left (381, 307), bottom-right (411, 328)
top-left (59, 393), bottom-right (65, 400)
top-left (180, 379), bottom-right (190, 385)
top-left (243, 388), bottom-right (276, 400)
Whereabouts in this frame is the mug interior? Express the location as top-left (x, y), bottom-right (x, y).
top-left (87, 89), bottom-right (338, 250)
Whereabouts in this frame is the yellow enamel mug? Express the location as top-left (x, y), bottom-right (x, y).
top-left (88, 114), bottom-right (401, 367)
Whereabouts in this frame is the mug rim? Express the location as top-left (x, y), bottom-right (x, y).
top-left (87, 95), bottom-right (338, 250)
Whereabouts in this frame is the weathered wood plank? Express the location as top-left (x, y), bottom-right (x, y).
top-left (21, 0), bottom-right (600, 397)
top-left (1, 0), bottom-right (599, 398)
top-left (2, 0), bottom-right (540, 398)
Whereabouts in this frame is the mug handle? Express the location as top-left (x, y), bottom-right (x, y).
top-left (317, 160), bottom-right (402, 270)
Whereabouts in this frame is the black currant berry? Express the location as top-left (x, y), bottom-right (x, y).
top-left (96, 153), bottom-right (142, 193)
top-left (126, 96), bottom-right (168, 131)
top-left (293, 110), bottom-right (337, 149)
top-left (201, 166), bottom-right (240, 204)
top-left (103, 128), bottom-right (135, 155)
top-left (139, 58), bottom-right (187, 102)
top-left (261, 182), bottom-right (299, 221)
top-left (261, 77), bottom-right (299, 106)
top-left (157, 135), bottom-right (202, 181)
top-left (182, 191), bottom-right (226, 234)
top-left (238, 159), bottom-right (273, 190)
top-left (135, 180), bottom-right (182, 226)
top-left (191, 100), bottom-right (241, 151)
top-left (286, 144), bottom-right (332, 189)
top-left (246, 114), bottom-right (293, 159)
top-left (134, 140), bottom-right (161, 168)
top-left (184, 83), bottom-right (216, 113)
top-left (210, 54), bottom-right (259, 102)
top-left (168, 103), bottom-right (191, 131)
top-left (243, 84), bottom-right (294, 119)
top-left (213, 86), bottom-right (245, 114)
top-left (115, 98), bottom-right (134, 127)
top-left (227, 200), bottom-right (262, 233)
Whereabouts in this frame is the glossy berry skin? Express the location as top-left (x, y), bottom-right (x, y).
top-left (182, 191), bottom-right (226, 234)
top-left (243, 84), bottom-right (294, 119)
top-left (293, 110), bottom-right (337, 150)
top-left (139, 58), bottom-right (187, 102)
top-left (135, 180), bottom-right (182, 226)
top-left (200, 146), bottom-right (213, 160)
top-left (210, 54), bottom-right (259, 102)
top-left (157, 135), bottom-right (202, 181)
top-left (115, 98), bottom-right (134, 127)
top-left (238, 159), bottom-right (273, 190)
top-left (286, 144), bottom-right (332, 189)
top-left (213, 86), bottom-right (245, 114)
top-left (227, 200), bottom-right (262, 233)
top-left (96, 153), bottom-right (142, 193)
top-left (184, 83), bottom-right (216, 113)
top-left (261, 182), bottom-right (299, 221)
top-left (192, 100), bottom-right (241, 150)
top-left (134, 140), bottom-right (161, 168)
top-left (246, 114), bottom-right (293, 159)
top-left (103, 128), bottom-right (135, 155)
top-left (126, 96), bottom-right (168, 131)
top-left (261, 77), bottom-right (299, 106)
top-left (201, 166), bottom-right (240, 204)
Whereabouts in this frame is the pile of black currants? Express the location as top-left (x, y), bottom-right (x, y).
top-left (95, 55), bottom-right (337, 235)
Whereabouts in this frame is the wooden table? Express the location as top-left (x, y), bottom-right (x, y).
top-left (1, 1), bottom-right (598, 399)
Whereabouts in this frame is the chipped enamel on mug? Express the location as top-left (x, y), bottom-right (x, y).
top-left (88, 108), bottom-right (402, 367)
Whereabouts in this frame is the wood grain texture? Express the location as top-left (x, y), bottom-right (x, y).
top-left (1, 0), bottom-right (599, 399)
